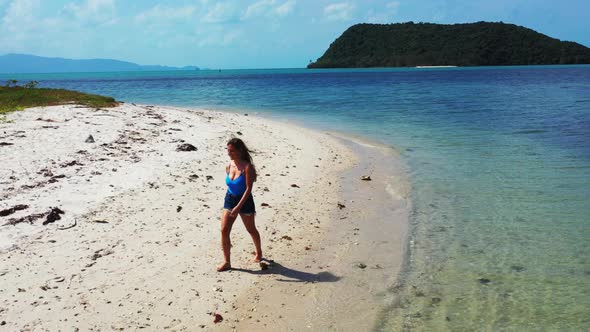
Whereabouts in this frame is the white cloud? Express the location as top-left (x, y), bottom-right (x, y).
top-left (202, 2), bottom-right (239, 23)
top-left (0, 0), bottom-right (75, 55)
top-left (223, 29), bottom-right (242, 44)
top-left (64, 0), bottom-right (117, 25)
top-left (1, 0), bottom-right (44, 44)
top-left (324, 2), bottom-right (354, 21)
top-left (2, 0), bottom-right (37, 28)
top-left (243, 0), bottom-right (274, 19)
top-left (197, 29), bottom-right (243, 47)
top-left (275, 0), bottom-right (295, 17)
top-left (366, 1), bottom-right (400, 23)
top-left (242, 0), bottom-right (295, 19)
top-left (135, 4), bottom-right (196, 23)
top-left (387, 1), bottom-right (400, 11)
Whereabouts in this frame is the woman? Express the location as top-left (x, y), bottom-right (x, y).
top-left (217, 138), bottom-right (262, 272)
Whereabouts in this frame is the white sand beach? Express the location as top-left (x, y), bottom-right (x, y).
top-left (0, 103), bottom-right (409, 330)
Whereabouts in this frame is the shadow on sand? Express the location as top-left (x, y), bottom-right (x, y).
top-left (231, 260), bottom-right (341, 283)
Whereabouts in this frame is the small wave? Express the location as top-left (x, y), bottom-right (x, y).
top-left (512, 129), bottom-right (547, 134)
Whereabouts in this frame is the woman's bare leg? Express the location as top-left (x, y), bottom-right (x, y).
top-left (218, 210), bottom-right (236, 271)
top-left (240, 213), bottom-right (262, 262)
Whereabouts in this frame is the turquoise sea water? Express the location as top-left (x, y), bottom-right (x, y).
top-left (3, 66), bottom-right (589, 330)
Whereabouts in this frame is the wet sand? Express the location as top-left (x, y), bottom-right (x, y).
top-left (229, 135), bottom-right (410, 331)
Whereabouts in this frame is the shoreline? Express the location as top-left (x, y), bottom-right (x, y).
top-left (230, 133), bottom-right (411, 331)
top-left (0, 103), bottom-right (410, 330)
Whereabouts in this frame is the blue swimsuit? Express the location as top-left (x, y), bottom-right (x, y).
top-left (226, 172), bottom-right (247, 196)
top-left (224, 165), bottom-right (256, 214)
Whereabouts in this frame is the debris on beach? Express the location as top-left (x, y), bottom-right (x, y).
top-left (236, 131), bottom-right (243, 135)
top-left (281, 235), bottom-right (293, 241)
top-left (0, 142), bottom-right (13, 146)
top-left (261, 203), bottom-right (270, 207)
top-left (85, 135), bottom-right (95, 143)
top-left (176, 143), bottom-right (197, 152)
top-left (4, 207), bottom-right (63, 226)
top-left (290, 184), bottom-right (300, 188)
top-left (337, 203), bottom-right (346, 209)
top-left (43, 207), bottom-right (65, 225)
top-left (90, 248), bottom-right (114, 261)
top-left (357, 263), bottom-right (367, 269)
top-left (177, 206), bottom-right (183, 212)
top-left (4, 213), bottom-right (45, 226)
top-left (206, 175), bottom-right (214, 181)
top-left (0, 204), bottom-right (29, 217)
top-left (188, 174), bottom-right (200, 181)
top-left (36, 118), bottom-right (56, 122)
top-left (38, 168), bottom-right (53, 176)
top-left (213, 313), bottom-right (223, 323)
top-left (48, 174), bottom-right (66, 183)
top-left (60, 160), bottom-right (83, 168)
top-left (361, 175), bottom-right (372, 181)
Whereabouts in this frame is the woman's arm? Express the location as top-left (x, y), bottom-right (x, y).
top-left (231, 163), bottom-right (254, 216)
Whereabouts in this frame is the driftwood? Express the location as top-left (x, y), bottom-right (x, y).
top-left (57, 219), bottom-right (77, 230)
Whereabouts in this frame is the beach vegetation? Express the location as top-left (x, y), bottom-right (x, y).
top-left (0, 82), bottom-right (118, 114)
top-left (308, 21), bottom-right (590, 68)
top-left (0, 115), bottom-right (14, 123)
top-left (5, 79), bottom-right (18, 87)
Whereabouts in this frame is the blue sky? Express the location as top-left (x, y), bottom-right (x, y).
top-left (0, 0), bottom-right (588, 69)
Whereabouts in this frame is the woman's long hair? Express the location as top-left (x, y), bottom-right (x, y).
top-left (227, 138), bottom-right (257, 182)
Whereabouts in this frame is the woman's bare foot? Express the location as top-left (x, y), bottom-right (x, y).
top-left (253, 254), bottom-right (262, 263)
top-left (216, 262), bottom-right (231, 272)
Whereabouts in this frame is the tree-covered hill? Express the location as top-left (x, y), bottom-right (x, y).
top-left (308, 22), bottom-right (590, 68)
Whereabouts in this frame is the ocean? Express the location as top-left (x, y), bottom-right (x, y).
top-left (2, 66), bottom-right (589, 330)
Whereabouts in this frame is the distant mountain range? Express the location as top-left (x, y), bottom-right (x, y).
top-left (308, 22), bottom-right (590, 68)
top-left (0, 54), bottom-right (199, 73)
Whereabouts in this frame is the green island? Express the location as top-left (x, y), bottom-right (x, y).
top-left (0, 81), bottom-right (117, 115)
top-left (308, 21), bottom-right (590, 68)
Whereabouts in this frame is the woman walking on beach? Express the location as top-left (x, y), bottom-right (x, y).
top-left (217, 138), bottom-right (262, 272)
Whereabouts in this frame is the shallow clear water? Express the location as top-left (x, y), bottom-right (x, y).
top-left (3, 66), bottom-right (589, 330)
